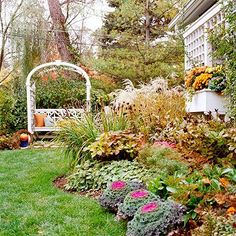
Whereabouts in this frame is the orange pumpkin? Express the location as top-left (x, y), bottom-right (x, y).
top-left (20, 133), bottom-right (28, 141)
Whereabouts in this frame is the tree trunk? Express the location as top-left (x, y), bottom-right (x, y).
top-left (47, 0), bottom-right (75, 62)
top-left (145, 0), bottom-right (150, 44)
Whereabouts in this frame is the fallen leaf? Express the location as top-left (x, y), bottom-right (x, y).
top-left (214, 193), bottom-right (226, 205)
top-left (219, 177), bottom-right (230, 188)
top-left (227, 207), bottom-right (236, 215)
top-left (202, 178), bottom-right (211, 185)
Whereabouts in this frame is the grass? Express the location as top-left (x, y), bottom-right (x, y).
top-left (0, 149), bottom-right (126, 236)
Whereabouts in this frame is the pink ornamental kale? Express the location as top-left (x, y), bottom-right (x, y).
top-left (141, 201), bottom-right (159, 213)
top-left (117, 190), bottom-right (160, 220)
top-left (99, 181), bottom-right (145, 212)
top-left (130, 190), bottom-right (149, 199)
top-left (111, 180), bottom-right (127, 190)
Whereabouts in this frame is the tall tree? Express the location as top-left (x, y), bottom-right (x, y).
top-left (89, 0), bottom-right (186, 85)
top-left (47, 0), bottom-right (76, 62)
top-left (0, 0), bottom-right (24, 73)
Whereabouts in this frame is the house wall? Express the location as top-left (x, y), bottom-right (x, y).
top-left (183, 2), bottom-right (224, 70)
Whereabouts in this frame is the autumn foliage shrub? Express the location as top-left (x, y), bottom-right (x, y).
top-left (86, 130), bottom-right (144, 161)
top-left (168, 118), bottom-right (231, 161)
top-left (137, 145), bottom-right (188, 175)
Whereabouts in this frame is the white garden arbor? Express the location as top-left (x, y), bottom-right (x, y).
top-left (26, 60), bottom-right (91, 134)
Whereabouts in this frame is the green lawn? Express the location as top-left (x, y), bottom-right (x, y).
top-left (0, 149), bottom-right (126, 236)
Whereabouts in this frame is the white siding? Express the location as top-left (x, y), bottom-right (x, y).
top-left (183, 2), bottom-right (224, 70)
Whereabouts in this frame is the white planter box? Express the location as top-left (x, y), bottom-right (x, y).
top-left (186, 89), bottom-right (227, 114)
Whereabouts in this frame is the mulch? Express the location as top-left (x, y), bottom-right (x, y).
top-left (53, 175), bottom-right (102, 199)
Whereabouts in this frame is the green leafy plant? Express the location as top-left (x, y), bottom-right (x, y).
top-left (127, 200), bottom-right (186, 236)
top-left (137, 145), bottom-right (189, 175)
top-left (86, 130), bottom-right (144, 161)
top-left (117, 189), bottom-right (161, 220)
top-left (208, 76), bottom-right (227, 92)
top-left (99, 180), bottom-right (145, 212)
top-left (65, 160), bottom-right (100, 191)
top-left (65, 160), bottom-right (153, 191)
top-left (209, 0), bottom-right (236, 119)
top-left (148, 173), bottom-right (183, 199)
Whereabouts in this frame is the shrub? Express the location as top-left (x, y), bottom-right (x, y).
top-left (117, 189), bottom-right (161, 220)
top-left (99, 180), bottom-right (145, 212)
top-left (86, 130), bottom-right (144, 161)
top-left (168, 118), bottom-right (230, 161)
top-left (137, 145), bottom-right (189, 175)
top-left (36, 75), bottom-right (116, 110)
top-left (224, 128), bottom-right (236, 159)
top-left (192, 213), bottom-right (236, 236)
top-left (0, 82), bottom-right (27, 133)
top-left (148, 165), bottom-right (236, 225)
top-left (65, 160), bottom-right (153, 191)
top-left (126, 200), bottom-right (186, 236)
top-left (0, 135), bottom-right (12, 150)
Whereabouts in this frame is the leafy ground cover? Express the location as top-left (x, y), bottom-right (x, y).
top-left (0, 149), bottom-right (126, 236)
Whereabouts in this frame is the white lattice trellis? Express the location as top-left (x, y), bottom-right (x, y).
top-left (26, 61), bottom-right (91, 134)
top-left (183, 2), bottom-right (224, 70)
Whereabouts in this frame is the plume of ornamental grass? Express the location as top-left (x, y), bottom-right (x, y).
top-left (111, 78), bottom-right (168, 107)
top-left (109, 78), bottom-right (186, 139)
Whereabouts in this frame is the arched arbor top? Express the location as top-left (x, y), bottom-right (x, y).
top-left (26, 60), bottom-right (91, 134)
top-left (26, 60), bottom-right (91, 87)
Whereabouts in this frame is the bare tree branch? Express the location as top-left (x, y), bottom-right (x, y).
top-left (0, 0), bottom-right (24, 71)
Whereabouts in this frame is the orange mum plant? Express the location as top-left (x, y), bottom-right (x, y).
top-left (185, 66), bottom-right (226, 92)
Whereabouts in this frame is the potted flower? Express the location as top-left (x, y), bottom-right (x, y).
top-left (185, 66), bottom-right (228, 115)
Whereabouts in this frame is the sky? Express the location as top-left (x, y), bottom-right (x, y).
top-left (83, 0), bottom-right (112, 31)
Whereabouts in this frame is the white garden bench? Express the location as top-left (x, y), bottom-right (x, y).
top-left (26, 61), bottom-right (91, 134)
